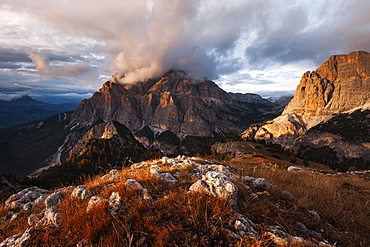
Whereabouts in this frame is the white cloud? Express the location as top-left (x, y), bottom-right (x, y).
top-left (1, 0), bottom-right (370, 101)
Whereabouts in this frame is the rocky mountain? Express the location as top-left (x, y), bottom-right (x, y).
top-left (70, 70), bottom-right (276, 138)
top-left (243, 51), bottom-right (370, 166)
top-left (54, 70), bottom-right (282, 166)
top-left (0, 96), bottom-right (78, 128)
top-left (0, 70), bottom-right (286, 178)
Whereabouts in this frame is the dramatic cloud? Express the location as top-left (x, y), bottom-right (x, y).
top-left (1, 0), bottom-right (370, 102)
top-left (26, 50), bottom-right (96, 80)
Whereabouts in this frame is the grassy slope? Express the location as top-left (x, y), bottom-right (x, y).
top-left (1, 150), bottom-right (369, 246)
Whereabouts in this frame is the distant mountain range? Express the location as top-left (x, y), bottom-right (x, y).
top-left (0, 71), bottom-right (290, 178)
top-left (0, 96), bottom-right (78, 128)
top-left (2, 51), bottom-right (369, 178)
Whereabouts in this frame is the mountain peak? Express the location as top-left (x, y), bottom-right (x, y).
top-left (245, 50), bottom-right (370, 148)
top-left (71, 70), bottom-right (274, 139)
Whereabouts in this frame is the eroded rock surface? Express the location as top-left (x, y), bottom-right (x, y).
top-left (244, 51), bottom-right (370, 154)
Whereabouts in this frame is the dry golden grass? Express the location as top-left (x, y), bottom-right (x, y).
top-left (2, 156), bottom-right (369, 246)
top-left (229, 158), bottom-right (370, 247)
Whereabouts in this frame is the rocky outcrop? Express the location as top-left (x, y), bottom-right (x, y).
top-left (189, 171), bottom-right (238, 206)
top-left (67, 121), bottom-right (144, 159)
top-left (244, 51), bottom-right (370, 151)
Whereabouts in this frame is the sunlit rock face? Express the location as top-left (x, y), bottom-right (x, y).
top-left (244, 51), bottom-right (370, 148)
top-left (284, 51), bottom-right (370, 118)
top-left (70, 69), bottom-right (271, 138)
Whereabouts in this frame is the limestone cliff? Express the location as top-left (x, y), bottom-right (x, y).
top-left (243, 51), bottom-right (370, 149)
top-left (70, 70), bottom-right (274, 139)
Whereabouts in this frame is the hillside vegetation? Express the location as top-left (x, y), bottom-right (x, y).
top-left (1, 154), bottom-right (369, 246)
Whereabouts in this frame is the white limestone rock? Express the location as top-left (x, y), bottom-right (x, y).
top-left (42, 206), bottom-right (62, 226)
top-left (108, 192), bottom-right (122, 215)
top-left (150, 166), bottom-right (178, 185)
top-left (142, 188), bottom-right (152, 200)
top-left (22, 202), bottom-right (35, 211)
top-left (308, 210), bottom-right (321, 219)
top-left (125, 179), bottom-right (152, 200)
top-left (244, 176), bottom-right (272, 191)
top-left (125, 179), bottom-right (143, 190)
top-left (101, 169), bottom-right (121, 181)
top-left (234, 213), bottom-right (257, 235)
top-left (5, 187), bottom-right (49, 210)
top-left (71, 186), bottom-right (92, 200)
top-left (28, 206), bottom-right (62, 227)
top-left (158, 172), bottom-right (177, 185)
top-left (0, 227), bottom-right (33, 247)
top-left (45, 191), bottom-right (65, 209)
top-left (287, 166), bottom-right (304, 172)
top-left (189, 171), bottom-right (238, 206)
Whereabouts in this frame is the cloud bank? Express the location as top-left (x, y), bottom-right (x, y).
top-left (1, 0), bottom-right (370, 101)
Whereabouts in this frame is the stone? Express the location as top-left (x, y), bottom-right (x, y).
top-left (42, 206), bottom-right (62, 226)
top-left (44, 191), bottom-right (65, 209)
top-left (189, 171), bottom-right (238, 206)
top-left (234, 213), bottom-right (257, 235)
top-left (142, 188), bottom-right (152, 200)
top-left (28, 213), bottom-right (41, 226)
top-left (4, 187), bottom-right (49, 210)
top-left (0, 227), bottom-right (33, 247)
top-left (108, 192), bottom-right (122, 215)
top-left (125, 179), bottom-right (143, 190)
top-left (150, 166), bottom-right (178, 185)
top-left (150, 166), bottom-right (161, 176)
top-left (287, 166), bottom-right (304, 172)
top-left (266, 225), bottom-right (333, 247)
top-left (71, 186), bottom-right (92, 200)
top-left (9, 213), bottom-right (18, 222)
top-left (308, 210), bottom-right (321, 219)
top-left (101, 171), bottom-right (121, 182)
top-left (124, 179), bottom-right (152, 200)
top-left (22, 202), bottom-right (35, 211)
top-left (244, 176), bottom-right (272, 191)
top-left (158, 172), bottom-right (178, 185)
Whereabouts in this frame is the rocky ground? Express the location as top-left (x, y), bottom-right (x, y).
top-left (2, 154), bottom-right (369, 246)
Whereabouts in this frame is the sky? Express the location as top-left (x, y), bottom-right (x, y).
top-left (1, 0), bottom-right (370, 104)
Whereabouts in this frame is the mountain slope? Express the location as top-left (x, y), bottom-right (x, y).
top-left (1, 154), bottom-right (369, 246)
top-left (243, 51), bottom-right (370, 161)
top-left (0, 112), bottom-right (72, 178)
top-left (0, 96), bottom-right (78, 128)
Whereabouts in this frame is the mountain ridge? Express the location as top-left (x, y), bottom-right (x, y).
top-left (0, 95), bottom-right (78, 128)
top-left (243, 51), bottom-right (370, 167)
top-left (0, 70), bottom-right (287, 178)
top-left (70, 69), bottom-right (278, 138)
